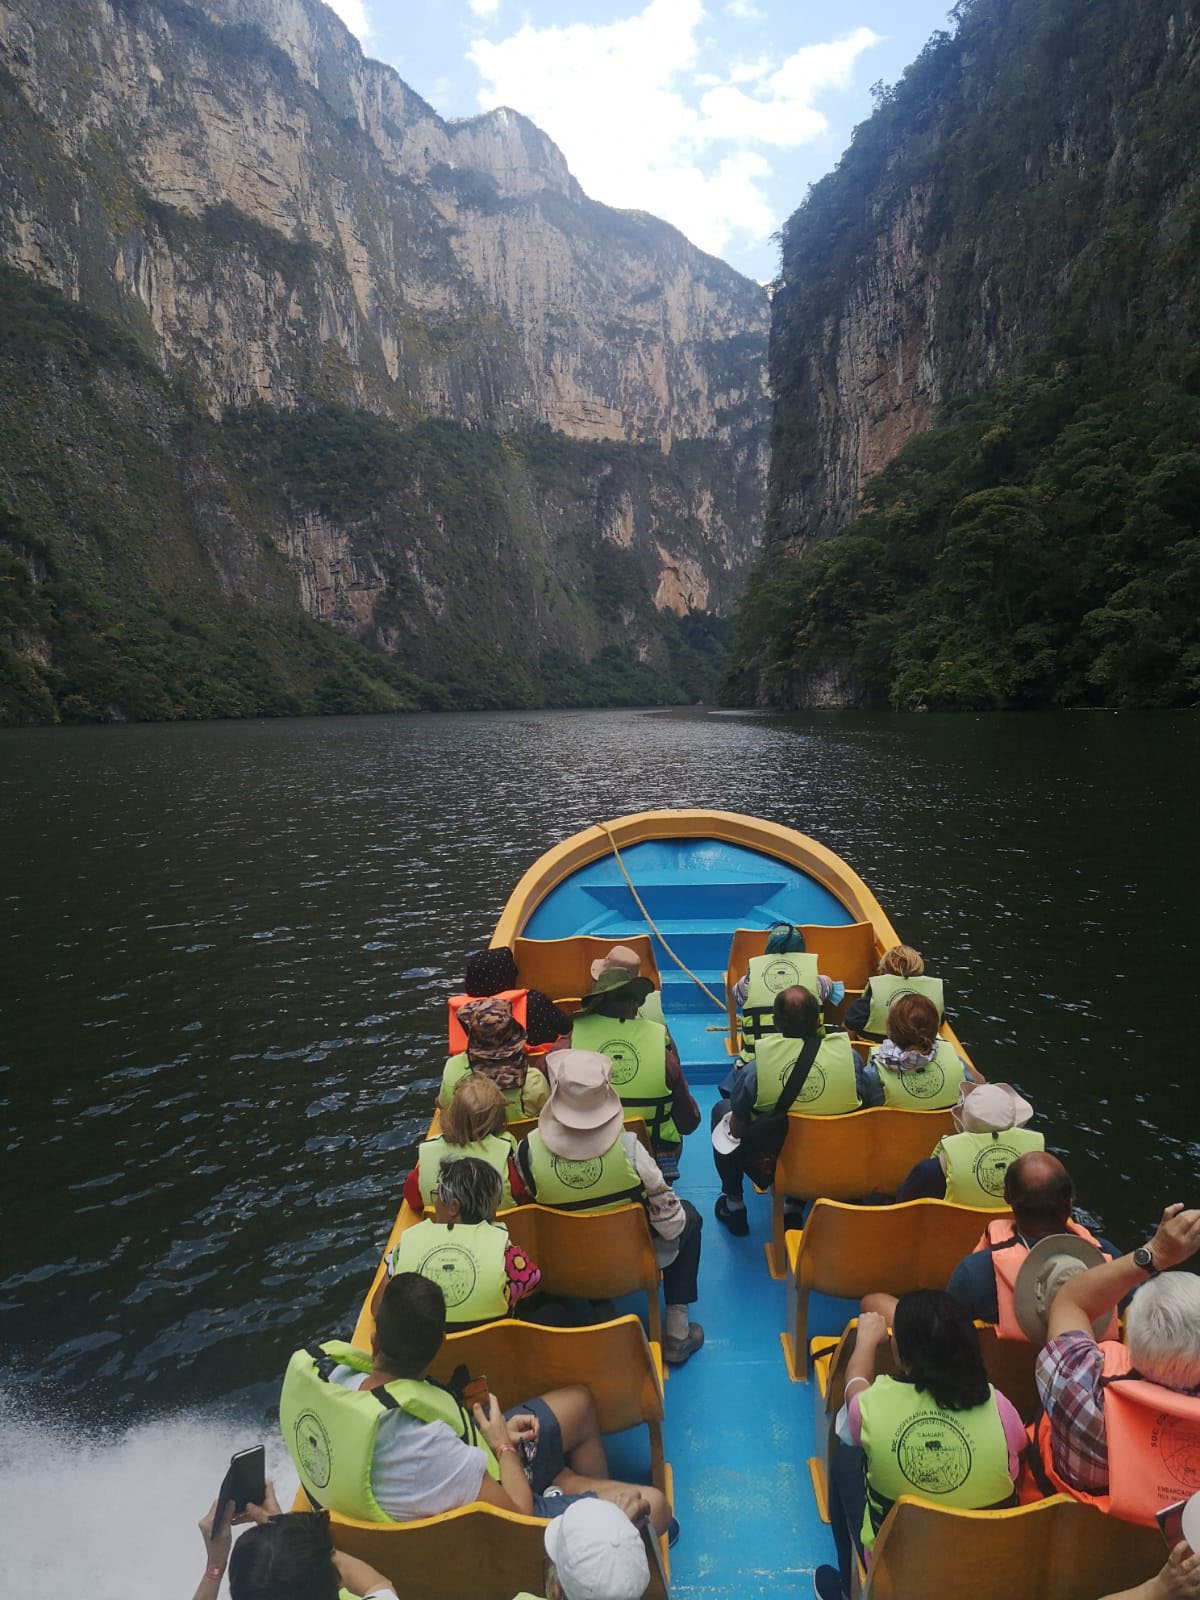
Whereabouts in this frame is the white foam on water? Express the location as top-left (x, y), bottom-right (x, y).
top-left (0, 1392), bottom-right (298, 1596)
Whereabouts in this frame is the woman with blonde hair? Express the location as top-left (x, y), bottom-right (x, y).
top-left (845, 943), bottom-right (946, 1041)
top-left (403, 1074), bottom-right (517, 1212)
top-left (858, 992), bottom-right (980, 1111)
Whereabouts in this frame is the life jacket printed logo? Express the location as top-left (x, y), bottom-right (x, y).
top-left (1157, 1417), bottom-right (1200, 1491)
top-left (418, 1244), bottom-right (479, 1308)
top-left (885, 986), bottom-right (926, 1010)
top-left (763, 959), bottom-right (801, 994)
top-left (896, 1415), bottom-right (972, 1494)
top-left (899, 1062), bottom-right (946, 1101)
top-left (974, 1142), bottom-right (1019, 1196)
top-left (603, 1039), bottom-right (640, 1086)
top-left (295, 1409), bottom-right (332, 1489)
top-left (551, 1154), bottom-right (603, 1190)
top-left (793, 1062), bottom-right (825, 1102)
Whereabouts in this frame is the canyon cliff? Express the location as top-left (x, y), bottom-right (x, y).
top-left (729, 0), bottom-right (1200, 711)
top-left (0, 0), bottom-right (768, 721)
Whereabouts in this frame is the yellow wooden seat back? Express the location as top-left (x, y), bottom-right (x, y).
top-left (723, 923), bottom-right (878, 1051)
top-left (310, 1499), bottom-right (671, 1600)
top-left (861, 1495), bottom-right (1162, 1600)
top-left (428, 1313), bottom-right (667, 1490)
top-left (767, 1106), bottom-right (956, 1275)
top-left (501, 1202), bottom-right (663, 1345)
top-left (783, 1199), bottom-right (1003, 1378)
top-left (512, 934), bottom-right (663, 1012)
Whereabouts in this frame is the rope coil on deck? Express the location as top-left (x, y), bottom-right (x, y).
top-left (597, 822), bottom-right (727, 1013)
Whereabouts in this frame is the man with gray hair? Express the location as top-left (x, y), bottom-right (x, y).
top-left (1032, 1200), bottom-right (1200, 1522)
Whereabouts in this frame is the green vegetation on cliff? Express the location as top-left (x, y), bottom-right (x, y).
top-left (740, 0), bottom-right (1200, 709)
top-left (724, 357), bottom-right (1200, 709)
top-left (0, 267), bottom-right (728, 725)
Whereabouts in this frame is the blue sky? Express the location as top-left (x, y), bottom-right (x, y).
top-left (328, 0), bottom-right (956, 282)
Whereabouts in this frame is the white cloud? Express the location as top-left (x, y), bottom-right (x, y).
top-left (468, 1), bottom-right (880, 259)
top-left (468, 0), bottom-right (501, 16)
top-left (725, 0), bottom-right (765, 18)
top-left (326, 0), bottom-right (369, 40)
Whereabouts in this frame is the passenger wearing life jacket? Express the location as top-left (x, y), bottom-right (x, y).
top-left (438, 995), bottom-right (550, 1121)
top-left (280, 1271), bottom-right (673, 1530)
top-left (712, 986), bottom-right (861, 1237)
top-left (193, 1479), bottom-right (399, 1600)
top-left (380, 1157), bottom-right (540, 1330)
top-left (448, 946), bottom-right (571, 1055)
top-left (815, 1291), bottom-right (1026, 1600)
top-left (946, 1151), bottom-right (1119, 1335)
top-left (845, 942), bottom-right (946, 1042)
top-left (1030, 1199), bottom-right (1200, 1524)
top-left (860, 992), bottom-right (979, 1111)
top-left (515, 1049), bottom-right (705, 1368)
top-left (511, 1496), bottom-right (654, 1600)
top-left (570, 967), bottom-right (699, 1171)
top-left (403, 1074), bottom-right (517, 1213)
top-left (896, 1080), bottom-right (1044, 1205)
top-left (731, 922), bottom-right (845, 1059)
top-left (589, 943), bottom-right (668, 1029)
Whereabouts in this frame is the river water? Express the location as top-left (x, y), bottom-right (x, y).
top-left (3, 706), bottom-right (1198, 1588)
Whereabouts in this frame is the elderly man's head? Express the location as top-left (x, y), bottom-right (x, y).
top-left (773, 985), bottom-right (821, 1039)
top-left (1004, 1151), bottom-right (1074, 1239)
top-left (1125, 1274), bottom-right (1200, 1391)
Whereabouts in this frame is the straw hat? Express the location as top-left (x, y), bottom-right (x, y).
top-left (589, 944), bottom-right (642, 982)
top-left (951, 1080), bottom-right (1034, 1134)
top-left (1012, 1232), bottom-right (1110, 1344)
top-left (538, 1050), bottom-right (624, 1160)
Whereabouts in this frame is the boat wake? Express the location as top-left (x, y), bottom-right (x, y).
top-left (0, 1390), bottom-right (297, 1595)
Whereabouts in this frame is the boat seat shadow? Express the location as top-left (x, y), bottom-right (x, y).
top-left (723, 923), bottom-right (878, 1053)
top-left (783, 1199), bottom-right (1007, 1379)
top-left (767, 1107), bottom-right (958, 1276)
top-left (512, 934), bottom-right (663, 1011)
top-left (313, 1500), bottom-right (671, 1600)
top-left (501, 1201), bottom-right (663, 1347)
top-left (856, 1494), bottom-right (1162, 1600)
top-left (808, 1317), bottom-right (1042, 1522)
top-left (429, 1313), bottom-right (669, 1493)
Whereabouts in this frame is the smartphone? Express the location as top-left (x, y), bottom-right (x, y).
top-left (1157, 1498), bottom-right (1186, 1550)
top-left (462, 1374), bottom-right (490, 1410)
top-left (215, 1445), bottom-right (266, 1526)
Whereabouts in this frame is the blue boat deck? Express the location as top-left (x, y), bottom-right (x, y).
top-left (521, 837), bottom-right (858, 1596)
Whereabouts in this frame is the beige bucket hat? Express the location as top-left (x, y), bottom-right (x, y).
top-left (589, 944), bottom-right (643, 982)
top-left (1012, 1232), bottom-right (1110, 1344)
top-left (952, 1080), bottom-right (1034, 1134)
top-left (538, 1049), bottom-right (625, 1160)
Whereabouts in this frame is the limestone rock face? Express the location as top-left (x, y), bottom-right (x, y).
top-left (767, 0), bottom-right (1199, 549)
top-left (0, 0), bottom-right (768, 713)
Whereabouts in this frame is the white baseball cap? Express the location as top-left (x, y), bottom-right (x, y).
top-left (543, 1499), bottom-right (650, 1600)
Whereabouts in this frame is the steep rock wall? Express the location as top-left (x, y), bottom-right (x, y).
top-left (768, 0), bottom-right (1200, 547)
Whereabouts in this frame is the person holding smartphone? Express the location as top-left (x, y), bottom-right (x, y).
top-left (193, 1479), bottom-right (400, 1600)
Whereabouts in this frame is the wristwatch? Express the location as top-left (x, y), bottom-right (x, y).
top-left (1132, 1245), bottom-right (1157, 1275)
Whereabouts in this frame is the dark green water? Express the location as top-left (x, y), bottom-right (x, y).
top-left (3, 707), bottom-right (1199, 1427)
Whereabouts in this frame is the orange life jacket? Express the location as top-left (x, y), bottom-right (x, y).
top-left (972, 1217), bottom-right (1117, 1343)
top-left (447, 989), bottom-right (531, 1054)
top-left (1032, 1341), bottom-right (1200, 1526)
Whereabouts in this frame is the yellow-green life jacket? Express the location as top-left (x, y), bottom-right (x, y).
top-left (739, 952), bottom-right (820, 1052)
top-left (858, 1375), bottom-right (1012, 1549)
top-left (416, 1132), bottom-right (516, 1211)
top-left (752, 1031), bottom-right (861, 1116)
top-left (439, 1055), bottom-right (548, 1122)
top-left (388, 1218), bottom-right (511, 1326)
top-left (874, 1040), bottom-right (964, 1110)
top-left (937, 1128), bottom-right (1045, 1208)
top-left (639, 989), bottom-right (667, 1027)
top-left (570, 1013), bottom-right (677, 1145)
top-left (864, 975), bottom-right (945, 1037)
top-left (279, 1340), bottom-right (499, 1522)
top-left (522, 1128), bottom-right (645, 1213)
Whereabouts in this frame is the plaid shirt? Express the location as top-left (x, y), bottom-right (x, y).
top-left (1035, 1330), bottom-right (1112, 1492)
